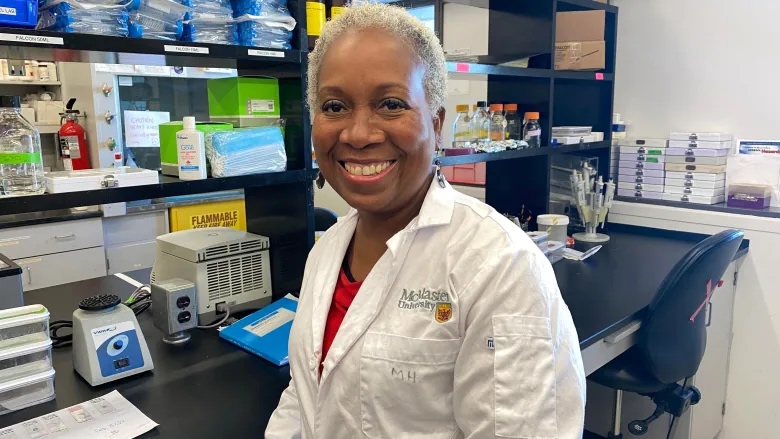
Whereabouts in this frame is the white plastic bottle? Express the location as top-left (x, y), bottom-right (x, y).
top-left (176, 117), bottom-right (206, 180)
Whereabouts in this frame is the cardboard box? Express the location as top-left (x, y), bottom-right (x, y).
top-left (207, 77), bottom-right (280, 128)
top-left (158, 121), bottom-right (233, 176)
top-left (555, 41), bottom-right (606, 70)
top-left (555, 10), bottom-right (605, 42)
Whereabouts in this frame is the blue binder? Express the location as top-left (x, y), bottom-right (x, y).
top-left (219, 295), bottom-right (298, 366)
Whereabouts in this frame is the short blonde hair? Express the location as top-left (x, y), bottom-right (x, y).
top-left (306, 2), bottom-right (447, 119)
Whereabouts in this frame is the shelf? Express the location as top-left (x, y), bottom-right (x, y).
top-left (0, 80), bottom-right (61, 86)
top-left (0, 169), bottom-right (309, 216)
top-left (438, 141), bottom-right (610, 166)
top-left (557, 0), bottom-right (618, 13)
top-left (446, 62), bottom-right (550, 78)
top-left (614, 196), bottom-right (780, 220)
top-left (33, 123), bottom-right (59, 134)
top-left (554, 71), bottom-right (614, 81)
top-left (0, 28), bottom-right (302, 67)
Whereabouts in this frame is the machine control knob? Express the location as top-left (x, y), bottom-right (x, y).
top-left (113, 339), bottom-right (124, 350)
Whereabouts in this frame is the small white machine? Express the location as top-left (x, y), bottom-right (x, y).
top-left (72, 295), bottom-right (154, 386)
top-left (151, 228), bottom-right (273, 323)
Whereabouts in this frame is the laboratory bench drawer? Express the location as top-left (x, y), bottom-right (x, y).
top-left (15, 247), bottom-right (107, 291)
top-left (103, 211), bottom-right (167, 247)
top-left (0, 217), bottom-right (104, 260)
top-left (106, 241), bottom-right (156, 275)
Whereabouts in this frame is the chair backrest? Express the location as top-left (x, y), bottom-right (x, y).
top-left (638, 229), bottom-right (744, 384)
top-left (314, 207), bottom-right (338, 232)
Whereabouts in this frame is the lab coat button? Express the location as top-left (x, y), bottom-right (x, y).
top-left (309, 359), bottom-right (316, 369)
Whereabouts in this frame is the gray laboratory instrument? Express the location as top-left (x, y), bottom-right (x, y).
top-left (151, 279), bottom-right (198, 345)
top-left (72, 294), bottom-right (154, 386)
top-left (0, 254), bottom-right (24, 310)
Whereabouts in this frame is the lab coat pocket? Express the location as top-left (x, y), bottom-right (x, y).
top-left (360, 332), bottom-right (461, 439)
top-left (492, 315), bottom-right (557, 439)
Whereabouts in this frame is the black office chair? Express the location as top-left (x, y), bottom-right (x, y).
top-left (589, 229), bottom-right (744, 439)
top-left (314, 207), bottom-right (338, 232)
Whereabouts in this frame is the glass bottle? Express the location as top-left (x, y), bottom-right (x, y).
top-left (452, 104), bottom-right (473, 148)
top-left (0, 95), bottom-right (44, 196)
top-left (489, 103), bottom-right (506, 142)
top-left (504, 103), bottom-right (520, 140)
top-left (470, 101), bottom-right (490, 146)
top-left (523, 111), bottom-right (542, 148)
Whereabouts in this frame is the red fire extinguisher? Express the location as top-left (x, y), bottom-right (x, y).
top-left (58, 98), bottom-right (91, 171)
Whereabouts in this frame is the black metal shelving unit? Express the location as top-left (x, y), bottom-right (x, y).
top-left (435, 0), bottom-right (618, 224)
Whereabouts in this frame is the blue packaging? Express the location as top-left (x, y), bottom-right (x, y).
top-left (0, 0), bottom-right (38, 28)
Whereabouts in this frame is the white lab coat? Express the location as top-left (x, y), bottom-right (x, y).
top-left (266, 178), bottom-right (586, 439)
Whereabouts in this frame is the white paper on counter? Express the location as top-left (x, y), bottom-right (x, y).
top-left (0, 390), bottom-right (158, 439)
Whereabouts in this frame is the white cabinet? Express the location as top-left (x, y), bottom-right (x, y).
top-left (103, 210), bottom-right (167, 275)
top-left (16, 247), bottom-right (106, 291)
top-left (585, 260), bottom-right (739, 439)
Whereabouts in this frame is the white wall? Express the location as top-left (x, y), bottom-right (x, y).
top-left (612, 0), bottom-right (780, 139)
top-left (612, 1), bottom-right (780, 436)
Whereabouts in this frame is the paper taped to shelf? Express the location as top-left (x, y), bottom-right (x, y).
top-left (124, 111), bottom-right (170, 148)
top-left (726, 153), bottom-right (780, 206)
top-left (0, 390), bottom-right (157, 439)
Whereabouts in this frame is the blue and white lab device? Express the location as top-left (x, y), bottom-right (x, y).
top-left (72, 294), bottom-right (154, 386)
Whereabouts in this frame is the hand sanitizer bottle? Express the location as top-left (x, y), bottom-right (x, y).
top-left (176, 117), bottom-right (206, 180)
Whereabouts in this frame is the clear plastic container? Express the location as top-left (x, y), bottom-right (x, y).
top-left (543, 240), bottom-right (565, 264)
top-left (0, 305), bottom-right (51, 351)
top-left (526, 231), bottom-right (549, 252)
top-left (537, 214), bottom-right (569, 244)
top-left (489, 103), bottom-right (506, 142)
top-left (552, 126), bottom-right (592, 137)
top-left (0, 96), bottom-right (45, 197)
top-left (0, 368), bottom-right (55, 415)
top-left (452, 104), bottom-right (473, 149)
top-left (0, 340), bottom-right (53, 384)
top-left (469, 101), bottom-right (490, 146)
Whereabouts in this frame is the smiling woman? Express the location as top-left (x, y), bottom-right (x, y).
top-left (266, 3), bottom-right (586, 439)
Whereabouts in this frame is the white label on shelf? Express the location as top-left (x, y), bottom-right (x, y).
top-left (0, 33), bottom-right (64, 45)
top-left (94, 63), bottom-right (135, 74)
top-left (247, 49), bottom-right (284, 58)
top-left (248, 99), bottom-right (275, 114)
top-left (163, 45), bottom-right (209, 55)
top-left (118, 76), bottom-right (133, 86)
top-left (0, 7), bottom-right (17, 16)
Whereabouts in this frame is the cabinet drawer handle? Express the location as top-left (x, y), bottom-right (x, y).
top-left (54, 234), bottom-right (76, 240)
top-left (706, 302), bottom-right (713, 327)
top-left (26, 266), bottom-right (31, 285)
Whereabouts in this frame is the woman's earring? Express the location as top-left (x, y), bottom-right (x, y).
top-left (434, 158), bottom-right (446, 188)
top-left (316, 171), bottom-right (326, 189)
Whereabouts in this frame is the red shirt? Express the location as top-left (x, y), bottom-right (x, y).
top-left (321, 265), bottom-right (362, 370)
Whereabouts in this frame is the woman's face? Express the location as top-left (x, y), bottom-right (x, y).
top-left (313, 27), bottom-right (444, 215)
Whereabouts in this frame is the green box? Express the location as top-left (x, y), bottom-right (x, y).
top-left (159, 121), bottom-right (233, 176)
top-left (207, 77), bottom-right (280, 128)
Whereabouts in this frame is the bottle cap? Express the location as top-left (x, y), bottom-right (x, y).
top-left (505, 103), bottom-right (518, 111)
top-left (476, 101), bottom-right (488, 108)
top-left (183, 116), bottom-right (196, 130)
top-left (455, 104), bottom-right (469, 113)
top-left (489, 103), bottom-right (504, 112)
top-left (525, 112), bottom-right (540, 119)
top-left (0, 96), bottom-right (21, 109)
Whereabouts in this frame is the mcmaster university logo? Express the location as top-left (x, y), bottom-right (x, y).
top-left (398, 288), bottom-right (451, 322)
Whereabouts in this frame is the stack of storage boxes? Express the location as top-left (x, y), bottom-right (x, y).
top-left (616, 138), bottom-right (668, 199)
top-left (0, 305), bottom-right (55, 415)
top-left (664, 132), bottom-right (731, 205)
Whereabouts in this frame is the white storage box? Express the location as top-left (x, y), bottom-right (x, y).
top-left (542, 241), bottom-right (565, 264)
top-left (0, 368), bottom-right (55, 415)
top-left (0, 340), bottom-right (53, 384)
top-left (45, 167), bottom-right (159, 194)
top-left (620, 161), bottom-right (664, 170)
top-left (665, 163), bottom-right (726, 173)
top-left (666, 156), bottom-right (728, 166)
top-left (617, 189), bottom-right (663, 200)
top-left (662, 192), bottom-right (725, 205)
top-left (670, 132), bottom-right (733, 142)
top-left (0, 305), bottom-right (50, 351)
top-left (664, 178), bottom-right (726, 189)
top-left (625, 183), bottom-right (664, 193)
top-left (618, 168), bottom-right (665, 178)
top-left (619, 138), bottom-right (667, 148)
top-left (32, 101), bottom-right (63, 123)
top-left (552, 126), bottom-right (592, 136)
top-left (666, 171), bottom-right (726, 182)
top-left (665, 186), bottom-right (725, 197)
top-left (621, 154), bottom-right (665, 164)
top-left (620, 146), bottom-right (666, 156)
top-left (618, 175), bottom-right (665, 185)
top-left (666, 147), bottom-right (729, 157)
top-left (553, 135), bottom-right (596, 145)
top-left (668, 139), bottom-right (731, 150)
